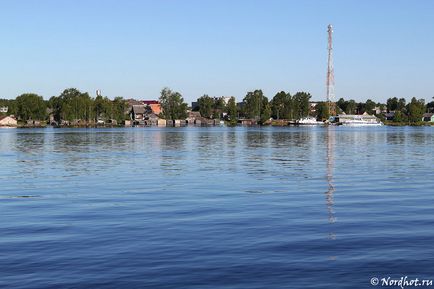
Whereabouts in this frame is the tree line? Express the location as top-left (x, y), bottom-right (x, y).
top-left (0, 88), bottom-right (127, 124)
top-left (335, 97), bottom-right (434, 123)
top-left (192, 90), bottom-right (313, 124)
top-left (1, 87), bottom-right (433, 124)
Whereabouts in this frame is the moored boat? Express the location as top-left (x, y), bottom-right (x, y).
top-left (333, 114), bottom-right (383, 126)
top-left (297, 116), bottom-right (324, 125)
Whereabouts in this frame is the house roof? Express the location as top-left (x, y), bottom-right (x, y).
top-left (132, 105), bottom-right (145, 114)
top-left (0, 115), bottom-right (16, 121)
top-left (147, 113), bottom-right (160, 120)
top-left (127, 99), bottom-right (144, 106)
top-left (423, 113), bottom-right (433, 118)
top-left (143, 100), bottom-right (159, 105)
top-left (188, 111), bottom-right (201, 117)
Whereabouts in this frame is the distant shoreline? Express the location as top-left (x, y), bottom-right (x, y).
top-left (3, 122), bottom-right (433, 129)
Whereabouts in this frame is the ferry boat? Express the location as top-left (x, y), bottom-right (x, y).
top-left (297, 116), bottom-right (324, 125)
top-left (333, 114), bottom-right (383, 126)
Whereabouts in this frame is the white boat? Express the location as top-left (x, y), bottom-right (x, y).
top-left (297, 116), bottom-right (324, 125)
top-left (335, 114), bottom-right (383, 126)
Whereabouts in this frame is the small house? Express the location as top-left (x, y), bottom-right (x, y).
top-left (186, 111), bottom-right (201, 124)
top-left (0, 116), bottom-right (17, 126)
top-left (131, 105), bottom-right (146, 121)
top-left (144, 113), bottom-right (159, 126)
top-left (143, 100), bottom-right (161, 115)
top-left (384, 112), bottom-right (395, 121)
top-left (422, 113), bottom-right (434, 122)
top-left (239, 119), bottom-right (257, 126)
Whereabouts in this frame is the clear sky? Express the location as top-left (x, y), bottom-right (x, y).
top-left (1, 0), bottom-right (433, 103)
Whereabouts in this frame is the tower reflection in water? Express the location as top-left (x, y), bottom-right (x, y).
top-left (325, 126), bottom-right (336, 242)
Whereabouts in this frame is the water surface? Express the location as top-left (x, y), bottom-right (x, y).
top-left (1, 126), bottom-right (433, 288)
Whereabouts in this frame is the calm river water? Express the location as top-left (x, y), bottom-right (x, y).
top-left (1, 126), bottom-right (434, 288)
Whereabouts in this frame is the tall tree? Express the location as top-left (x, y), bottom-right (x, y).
top-left (365, 99), bottom-right (376, 114)
top-left (271, 91), bottom-right (287, 119)
top-left (214, 97), bottom-right (226, 112)
top-left (16, 93), bottom-right (47, 121)
top-left (407, 97), bottom-right (425, 123)
top-left (346, 100), bottom-right (357, 114)
top-left (336, 98), bottom-right (347, 113)
top-left (387, 97), bottom-right (399, 112)
top-left (397, 98), bottom-right (406, 111)
top-left (159, 87), bottom-right (188, 120)
top-left (112, 97), bottom-right (127, 123)
top-left (243, 89), bottom-right (266, 120)
top-left (197, 94), bottom-right (214, 118)
top-left (226, 96), bottom-right (238, 126)
top-left (315, 102), bottom-right (330, 121)
top-left (292, 92), bottom-right (311, 119)
top-left (356, 102), bottom-right (366, 114)
top-left (260, 96), bottom-right (271, 124)
top-left (52, 88), bottom-right (94, 122)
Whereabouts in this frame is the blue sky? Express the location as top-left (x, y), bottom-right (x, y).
top-left (1, 0), bottom-right (433, 103)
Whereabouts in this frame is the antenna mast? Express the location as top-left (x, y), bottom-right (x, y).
top-left (326, 24), bottom-right (336, 116)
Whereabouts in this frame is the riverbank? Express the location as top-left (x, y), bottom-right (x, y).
top-left (2, 119), bottom-right (434, 128)
top-left (383, 121), bottom-right (434, 126)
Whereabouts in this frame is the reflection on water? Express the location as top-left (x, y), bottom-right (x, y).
top-left (1, 127), bottom-right (434, 289)
top-left (325, 127), bottom-right (336, 243)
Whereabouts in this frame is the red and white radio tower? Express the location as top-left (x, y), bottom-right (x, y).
top-left (326, 24), bottom-right (336, 116)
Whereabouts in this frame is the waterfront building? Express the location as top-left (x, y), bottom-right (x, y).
top-left (191, 101), bottom-right (199, 111)
top-left (422, 113), bottom-right (434, 122)
top-left (143, 100), bottom-right (161, 115)
top-left (0, 116), bottom-right (17, 126)
top-left (186, 111), bottom-right (201, 124)
top-left (384, 112), bottom-right (395, 121)
top-left (131, 105), bottom-right (146, 123)
top-left (334, 113), bottom-right (382, 126)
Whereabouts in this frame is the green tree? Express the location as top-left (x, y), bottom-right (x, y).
top-left (315, 102), bottom-right (330, 121)
top-left (159, 87), bottom-right (188, 120)
top-left (407, 97), bottom-right (425, 123)
top-left (271, 91), bottom-right (287, 119)
top-left (197, 94), bottom-right (214, 118)
top-left (356, 102), bottom-right (366, 114)
top-left (365, 99), bottom-right (376, 114)
top-left (214, 97), bottom-right (226, 112)
top-left (393, 110), bottom-right (403, 122)
top-left (387, 97), bottom-right (399, 112)
top-left (226, 96), bottom-right (238, 126)
top-left (112, 97), bottom-right (127, 123)
top-left (346, 100), bottom-right (357, 114)
top-left (16, 93), bottom-right (47, 121)
top-left (94, 95), bottom-right (107, 120)
top-left (397, 98), bottom-right (406, 111)
top-left (293, 92), bottom-right (311, 119)
top-left (52, 88), bottom-right (94, 122)
top-left (243, 89), bottom-right (266, 120)
top-left (48, 95), bottom-right (63, 123)
top-left (336, 98), bottom-right (347, 113)
top-left (260, 97), bottom-right (271, 124)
